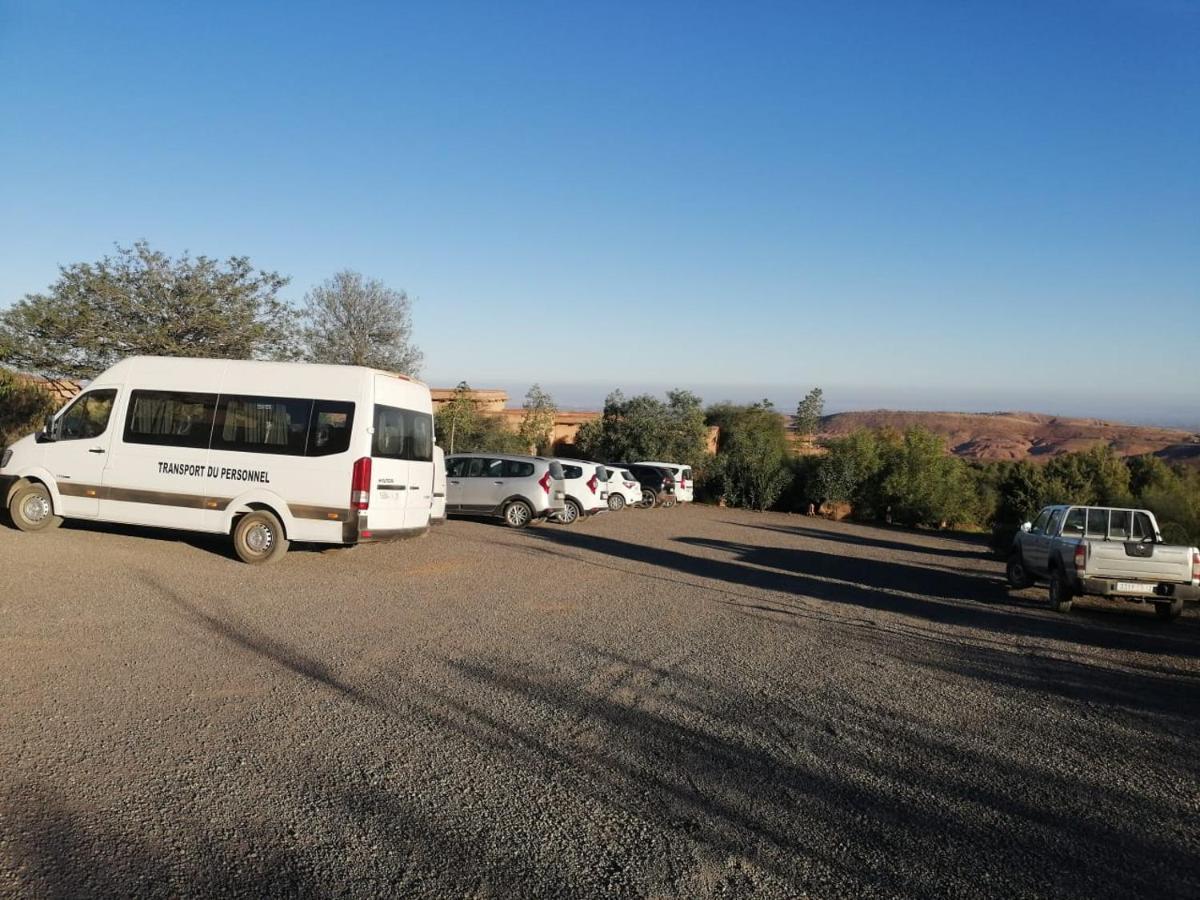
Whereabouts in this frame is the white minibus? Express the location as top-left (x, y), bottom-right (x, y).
top-left (0, 356), bottom-right (437, 563)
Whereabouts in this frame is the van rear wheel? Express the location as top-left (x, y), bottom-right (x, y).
top-left (232, 510), bottom-right (289, 564)
top-left (503, 499), bottom-right (533, 529)
top-left (7, 481), bottom-right (62, 532)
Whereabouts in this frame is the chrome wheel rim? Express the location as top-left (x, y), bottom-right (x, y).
top-left (22, 493), bottom-right (50, 524)
top-left (562, 503), bottom-right (578, 523)
top-left (508, 504), bottom-right (530, 526)
top-left (245, 522), bottom-right (273, 554)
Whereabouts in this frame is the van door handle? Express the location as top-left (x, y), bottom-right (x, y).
top-left (88, 448), bottom-right (105, 454)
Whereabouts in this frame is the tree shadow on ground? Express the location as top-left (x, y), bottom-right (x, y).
top-left (525, 528), bottom-right (1200, 660)
top-left (722, 519), bottom-right (989, 559)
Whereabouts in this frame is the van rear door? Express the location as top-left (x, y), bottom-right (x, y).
top-left (369, 402), bottom-right (411, 535)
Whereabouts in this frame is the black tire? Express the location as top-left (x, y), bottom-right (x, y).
top-left (641, 489), bottom-right (657, 508)
top-left (1155, 598), bottom-right (1183, 621)
top-left (1006, 553), bottom-right (1034, 589)
top-left (7, 481), bottom-right (62, 532)
top-left (608, 492), bottom-right (626, 511)
top-left (557, 498), bottom-right (581, 526)
top-left (232, 510), bottom-right (289, 564)
top-left (1048, 568), bottom-right (1074, 613)
top-left (503, 499), bottom-right (534, 529)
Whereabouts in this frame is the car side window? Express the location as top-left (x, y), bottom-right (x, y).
top-left (1030, 510), bottom-right (1051, 535)
top-left (1062, 508), bottom-right (1086, 537)
top-left (502, 460), bottom-right (534, 478)
top-left (58, 390), bottom-right (118, 440)
top-left (465, 458), bottom-right (485, 477)
top-left (446, 458), bottom-right (466, 477)
top-left (483, 459), bottom-right (504, 478)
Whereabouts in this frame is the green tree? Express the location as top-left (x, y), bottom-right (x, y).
top-left (877, 427), bottom-right (976, 527)
top-left (794, 387), bottom-right (824, 437)
top-left (0, 241), bottom-right (297, 379)
top-left (707, 401), bottom-right (793, 509)
top-left (815, 429), bottom-right (886, 514)
top-left (517, 384), bottom-right (557, 454)
top-left (574, 389), bottom-right (708, 468)
top-left (0, 369), bottom-right (58, 447)
top-left (302, 270), bottom-right (422, 374)
top-left (434, 382), bottom-right (525, 455)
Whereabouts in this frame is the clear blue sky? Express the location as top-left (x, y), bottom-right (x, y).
top-left (1, 1), bottom-right (1197, 424)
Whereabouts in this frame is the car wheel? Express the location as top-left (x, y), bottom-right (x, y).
top-left (608, 493), bottom-right (626, 511)
top-left (558, 498), bottom-right (581, 525)
top-left (503, 499), bottom-right (533, 528)
top-left (1048, 568), bottom-right (1074, 613)
top-left (7, 481), bottom-right (62, 532)
top-left (641, 489), bottom-right (657, 508)
top-left (1155, 598), bottom-right (1183, 621)
top-left (232, 509), bottom-right (289, 564)
top-left (1006, 554), bottom-right (1033, 589)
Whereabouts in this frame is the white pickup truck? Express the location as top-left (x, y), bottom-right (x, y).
top-left (1007, 505), bottom-right (1199, 621)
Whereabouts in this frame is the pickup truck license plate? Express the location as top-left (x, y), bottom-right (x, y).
top-left (1116, 582), bottom-right (1154, 594)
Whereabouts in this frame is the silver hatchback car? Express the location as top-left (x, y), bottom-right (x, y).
top-left (445, 454), bottom-right (567, 528)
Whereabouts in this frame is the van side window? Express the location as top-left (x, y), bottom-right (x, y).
top-left (1109, 510), bottom-right (1132, 540)
top-left (214, 395), bottom-right (310, 456)
top-left (307, 401), bottom-right (355, 457)
top-left (1086, 508), bottom-right (1108, 537)
top-left (372, 405), bottom-right (434, 462)
top-left (1062, 508), bottom-right (1086, 537)
top-left (58, 389), bottom-right (118, 441)
top-left (124, 390), bottom-right (215, 448)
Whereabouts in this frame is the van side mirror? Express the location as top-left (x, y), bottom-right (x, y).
top-left (1020, 522), bottom-right (1032, 533)
top-left (37, 414), bottom-right (58, 443)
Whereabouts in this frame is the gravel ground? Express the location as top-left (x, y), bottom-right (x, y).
top-left (1, 504), bottom-right (1198, 899)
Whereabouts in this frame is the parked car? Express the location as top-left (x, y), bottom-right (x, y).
top-left (431, 445), bottom-right (447, 525)
top-left (444, 454), bottom-right (566, 528)
top-left (0, 356), bottom-right (436, 564)
top-left (551, 459), bottom-right (608, 524)
top-left (617, 464), bottom-right (677, 508)
top-left (602, 466), bottom-right (643, 511)
top-left (633, 460), bottom-right (694, 502)
top-left (1007, 504), bottom-right (1200, 620)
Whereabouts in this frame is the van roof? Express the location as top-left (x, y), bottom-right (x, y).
top-left (100, 356), bottom-right (429, 388)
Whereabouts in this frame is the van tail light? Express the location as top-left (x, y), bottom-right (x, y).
top-left (1074, 543), bottom-right (1087, 571)
top-left (351, 457), bottom-right (372, 510)
top-left (538, 471), bottom-right (551, 494)
top-left (1192, 550), bottom-right (1199, 582)
top-left (587, 476), bottom-right (598, 494)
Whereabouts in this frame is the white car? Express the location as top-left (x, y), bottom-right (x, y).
top-left (633, 461), bottom-right (694, 502)
top-left (602, 466), bottom-right (643, 511)
top-left (552, 458), bottom-right (608, 525)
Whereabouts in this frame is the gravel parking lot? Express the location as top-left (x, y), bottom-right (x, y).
top-left (1, 504), bottom-right (1198, 898)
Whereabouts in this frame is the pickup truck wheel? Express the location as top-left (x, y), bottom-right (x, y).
top-left (1006, 554), bottom-right (1034, 589)
top-left (1155, 598), bottom-right (1183, 621)
top-left (1048, 568), bottom-right (1074, 613)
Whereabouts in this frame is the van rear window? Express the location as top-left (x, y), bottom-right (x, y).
top-left (372, 405), bottom-right (433, 462)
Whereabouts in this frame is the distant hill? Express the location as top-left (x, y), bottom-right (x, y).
top-left (818, 410), bottom-right (1200, 464)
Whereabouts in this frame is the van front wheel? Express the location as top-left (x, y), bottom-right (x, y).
top-left (8, 481), bottom-right (62, 532)
top-left (233, 510), bottom-right (289, 564)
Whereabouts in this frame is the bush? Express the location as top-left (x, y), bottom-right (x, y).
top-left (706, 401), bottom-right (793, 510)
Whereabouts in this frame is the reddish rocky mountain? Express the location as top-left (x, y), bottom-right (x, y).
top-left (818, 410), bottom-right (1200, 463)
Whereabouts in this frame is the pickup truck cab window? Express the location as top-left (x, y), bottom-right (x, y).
top-left (1031, 509), bottom-right (1052, 534)
top-left (1086, 508), bottom-right (1108, 537)
top-left (1132, 512), bottom-right (1156, 541)
top-left (1109, 510), bottom-right (1132, 540)
top-left (1046, 509), bottom-right (1064, 536)
top-left (1063, 508), bottom-right (1086, 536)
